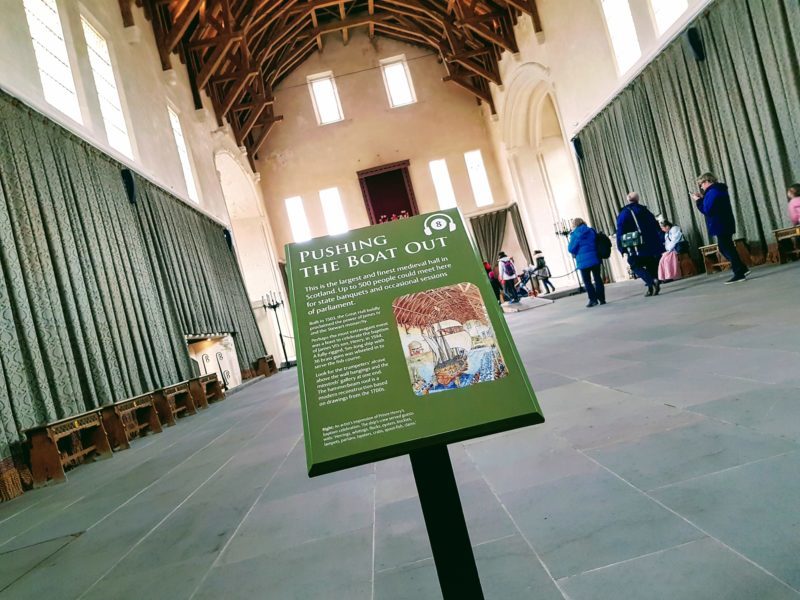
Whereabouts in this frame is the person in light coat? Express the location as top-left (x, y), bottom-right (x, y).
top-left (497, 252), bottom-right (520, 304)
top-left (658, 220), bottom-right (685, 282)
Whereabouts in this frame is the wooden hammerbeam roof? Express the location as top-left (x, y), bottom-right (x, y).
top-left (120, 0), bottom-right (542, 168)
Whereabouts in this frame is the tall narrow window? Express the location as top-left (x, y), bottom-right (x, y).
top-left (167, 106), bottom-right (200, 203)
top-left (428, 159), bottom-right (457, 210)
top-left (22, 0), bottom-right (82, 122)
top-left (285, 196), bottom-right (312, 242)
top-left (463, 150), bottom-right (494, 207)
top-left (319, 187), bottom-right (348, 235)
top-left (307, 72), bottom-right (344, 125)
top-left (380, 55), bottom-right (416, 108)
top-left (650, 0), bottom-right (688, 35)
top-left (81, 17), bottom-right (133, 157)
top-left (600, 0), bottom-right (642, 74)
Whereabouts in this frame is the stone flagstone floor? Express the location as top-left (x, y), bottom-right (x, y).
top-left (0, 263), bottom-right (798, 599)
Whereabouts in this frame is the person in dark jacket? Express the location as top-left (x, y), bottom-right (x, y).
top-left (568, 218), bottom-right (605, 307)
top-left (691, 172), bottom-right (748, 283)
top-left (616, 192), bottom-right (664, 297)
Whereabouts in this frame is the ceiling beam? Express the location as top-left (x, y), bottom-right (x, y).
top-left (119, 0), bottom-right (135, 27)
top-left (196, 31), bottom-right (242, 88)
top-left (443, 73), bottom-right (493, 106)
top-left (164, 0), bottom-right (204, 55)
top-left (504, 0), bottom-right (542, 32)
top-left (128, 0), bottom-right (520, 167)
top-left (251, 117), bottom-right (283, 156)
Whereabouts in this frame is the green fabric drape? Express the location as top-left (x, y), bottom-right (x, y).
top-left (0, 93), bottom-right (188, 469)
top-left (470, 208), bottom-right (508, 265)
top-left (134, 180), bottom-right (266, 372)
top-left (509, 204), bottom-right (533, 265)
top-left (576, 0), bottom-right (800, 250)
top-left (0, 89), bottom-right (266, 485)
top-left (470, 204), bottom-right (534, 266)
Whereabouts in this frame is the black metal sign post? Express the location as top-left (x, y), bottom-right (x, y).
top-left (409, 445), bottom-right (485, 600)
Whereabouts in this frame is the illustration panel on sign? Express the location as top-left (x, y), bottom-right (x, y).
top-left (392, 282), bottom-right (508, 396)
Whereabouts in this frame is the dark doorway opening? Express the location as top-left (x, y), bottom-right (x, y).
top-left (358, 160), bottom-right (419, 225)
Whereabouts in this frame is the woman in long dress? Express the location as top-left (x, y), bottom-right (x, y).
top-left (658, 221), bottom-right (685, 282)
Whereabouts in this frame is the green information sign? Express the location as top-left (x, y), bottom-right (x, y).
top-left (286, 208), bottom-right (543, 476)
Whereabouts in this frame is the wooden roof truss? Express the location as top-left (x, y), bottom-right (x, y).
top-left (121, 0), bottom-right (542, 167)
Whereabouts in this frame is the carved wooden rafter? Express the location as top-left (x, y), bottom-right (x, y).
top-left (126, 0), bottom-right (542, 164)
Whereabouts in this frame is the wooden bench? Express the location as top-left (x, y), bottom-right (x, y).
top-left (678, 252), bottom-right (698, 277)
top-left (774, 226), bottom-right (800, 263)
top-left (699, 239), bottom-right (752, 274)
top-left (256, 355), bottom-right (278, 377)
top-left (26, 411), bottom-right (112, 488)
top-left (187, 374), bottom-right (225, 410)
top-left (101, 393), bottom-right (163, 451)
top-left (153, 382), bottom-right (197, 427)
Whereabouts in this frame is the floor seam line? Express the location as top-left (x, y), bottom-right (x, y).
top-left (187, 430), bottom-right (303, 600)
top-left (575, 448), bottom-right (800, 595)
top-left (556, 538), bottom-right (703, 581)
top-left (0, 534), bottom-right (78, 594)
top-left (85, 413), bottom-right (255, 532)
top-left (79, 398), bottom-right (297, 600)
top-left (77, 455), bottom-right (238, 600)
top-left (646, 449), bottom-right (800, 493)
top-left (463, 446), bottom-right (571, 600)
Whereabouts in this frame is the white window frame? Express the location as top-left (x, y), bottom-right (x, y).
top-left (79, 10), bottom-right (135, 158)
top-left (166, 104), bottom-right (201, 204)
top-left (22, 0), bottom-right (83, 123)
top-left (648, 0), bottom-right (689, 35)
top-left (307, 71), bottom-right (344, 125)
top-left (285, 196), bottom-right (312, 242)
top-left (319, 187), bottom-right (348, 235)
top-left (599, 0), bottom-right (642, 75)
top-left (428, 159), bottom-right (458, 210)
top-left (463, 150), bottom-right (495, 207)
top-left (379, 55), bottom-right (417, 108)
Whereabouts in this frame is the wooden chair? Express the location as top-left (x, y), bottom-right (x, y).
top-left (187, 374), bottom-right (225, 410)
top-left (256, 355), bottom-right (278, 377)
top-left (26, 411), bottom-right (113, 488)
top-left (699, 239), bottom-right (752, 274)
top-left (677, 253), bottom-right (698, 277)
top-left (153, 382), bottom-right (197, 427)
top-left (774, 226), bottom-right (800, 263)
top-left (699, 244), bottom-right (728, 274)
top-left (101, 393), bottom-right (162, 451)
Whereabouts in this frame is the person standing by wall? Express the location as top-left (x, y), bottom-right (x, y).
top-left (616, 192), bottom-right (664, 297)
top-left (498, 252), bottom-right (520, 304)
top-left (568, 218), bottom-right (606, 307)
top-left (691, 173), bottom-right (748, 284)
top-left (787, 184), bottom-right (800, 226)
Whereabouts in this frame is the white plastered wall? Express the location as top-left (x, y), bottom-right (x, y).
top-left (256, 31), bottom-right (518, 260)
top-left (213, 143), bottom-right (296, 364)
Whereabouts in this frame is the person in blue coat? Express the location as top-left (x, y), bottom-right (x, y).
top-left (691, 172), bottom-right (748, 284)
top-left (616, 192), bottom-right (664, 297)
top-left (568, 218), bottom-right (606, 307)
